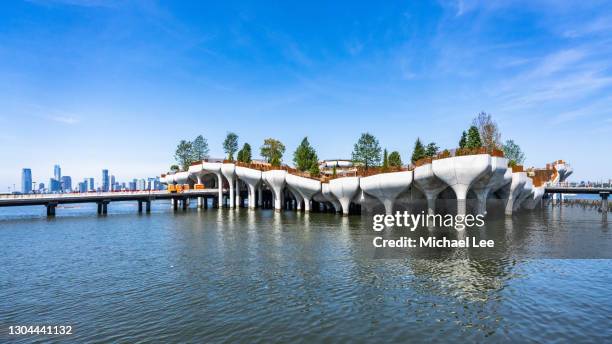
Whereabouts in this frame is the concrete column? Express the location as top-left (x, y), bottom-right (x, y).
top-left (172, 198), bottom-right (178, 211)
top-left (145, 200), bottom-right (151, 213)
top-left (102, 201), bottom-right (108, 215)
top-left (236, 179), bottom-right (241, 208)
top-left (197, 197), bottom-right (203, 208)
top-left (258, 186), bottom-right (263, 207)
top-left (182, 198), bottom-right (188, 211)
top-left (217, 174), bottom-right (223, 208)
top-left (138, 200), bottom-right (143, 213)
top-left (97, 202), bottom-right (103, 214)
top-left (46, 203), bottom-right (57, 217)
top-left (601, 192), bottom-right (609, 215)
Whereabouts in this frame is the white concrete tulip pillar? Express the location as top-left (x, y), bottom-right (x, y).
top-left (262, 170), bottom-right (287, 211)
top-left (413, 164), bottom-right (448, 215)
top-left (203, 162), bottom-right (223, 208)
top-left (285, 174), bottom-right (322, 212)
top-left (328, 177), bottom-right (360, 216)
top-left (503, 171), bottom-right (527, 215)
top-left (221, 163), bottom-right (236, 208)
top-left (359, 171), bottom-right (413, 214)
top-left (471, 157), bottom-right (509, 215)
top-left (432, 155), bottom-right (491, 216)
top-left (514, 177), bottom-right (534, 211)
top-left (235, 166), bottom-right (262, 209)
top-left (523, 186), bottom-right (545, 210)
top-left (318, 184), bottom-right (341, 212)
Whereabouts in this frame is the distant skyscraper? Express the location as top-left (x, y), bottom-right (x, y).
top-left (54, 164), bottom-right (61, 181)
top-left (38, 182), bottom-right (45, 192)
top-left (78, 181), bottom-right (88, 193)
top-left (88, 178), bottom-right (94, 191)
top-left (49, 178), bottom-right (61, 193)
top-left (21, 168), bottom-right (32, 194)
top-left (102, 169), bottom-right (109, 192)
top-left (110, 175), bottom-right (116, 191)
top-left (61, 176), bottom-right (72, 192)
top-left (137, 178), bottom-right (146, 191)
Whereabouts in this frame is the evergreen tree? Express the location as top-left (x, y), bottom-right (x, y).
top-left (174, 140), bottom-right (193, 171)
top-left (332, 165), bottom-right (337, 178)
top-left (260, 138), bottom-right (285, 166)
top-left (351, 132), bottom-right (382, 170)
top-left (382, 149), bottom-right (389, 170)
top-left (459, 131), bottom-right (467, 148)
top-left (170, 165), bottom-right (179, 172)
top-left (388, 151), bottom-right (402, 167)
top-left (223, 132), bottom-right (239, 161)
top-left (425, 142), bottom-right (439, 157)
top-left (293, 137), bottom-right (319, 172)
top-left (191, 135), bottom-right (210, 161)
top-left (466, 126), bottom-right (482, 149)
top-left (411, 138), bottom-right (426, 163)
top-left (237, 143), bottom-right (252, 163)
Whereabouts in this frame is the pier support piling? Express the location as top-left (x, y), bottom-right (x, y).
top-left (138, 200), bottom-right (143, 213)
top-left (145, 200), bottom-right (151, 213)
top-left (46, 202), bottom-right (57, 217)
top-left (601, 192), bottom-right (609, 216)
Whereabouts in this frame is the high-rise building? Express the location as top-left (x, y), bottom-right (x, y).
top-left (102, 169), bottom-right (109, 192)
top-left (78, 181), bottom-right (88, 193)
top-left (110, 175), bottom-right (116, 191)
top-left (53, 164), bottom-right (61, 181)
top-left (49, 178), bottom-right (61, 193)
top-left (61, 176), bottom-right (72, 192)
top-left (88, 178), bottom-right (95, 191)
top-left (137, 178), bottom-right (146, 191)
top-left (21, 168), bottom-right (33, 194)
top-left (38, 183), bottom-right (45, 192)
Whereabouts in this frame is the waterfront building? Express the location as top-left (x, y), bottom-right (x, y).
top-left (38, 182), bottom-right (45, 192)
top-left (102, 169), bottom-right (110, 192)
top-left (61, 176), bottom-right (72, 192)
top-left (78, 181), bottom-right (88, 193)
top-left (88, 178), bottom-right (95, 191)
top-left (49, 178), bottom-right (62, 193)
top-left (54, 164), bottom-right (61, 181)
top-left (110, 175), bottom-right (116, 191)
top-left (137, 178), bottom-right (146, 191)
top-left (21, 168), bottom-right (32, 194)
top-left (129, 180), bottom-right (136, 191)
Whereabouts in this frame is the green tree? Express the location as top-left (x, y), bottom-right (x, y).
top-left (169, 164), bottom-right (179, 172)
top-left (308, 163), bottom-right (320, 176)
top-left (332, 165), bottom-right (337, 178)
top-left (223, 132), bottom-right (239, 161)
top-left (191, 135), bottom-right (209, 161)
top-left (411, 138), bottom-right (427, 163)
top-left (382, 149), bottom-right (389, 170)
top-left (388, 151), bottom-right (402, 167)
top-left (466, 126), bottom-right (482, 149)
top-left (459, 131), bottom-right (467, 148)
top-left (502, 139), bottom-right (526, 165)
top-left (174, 140), bottom-right (193, 171)
top-left (237, 143), bottom-right (252, 163)
top-left (351, 132), bottom-right (382, 170)
top-left (260, 138), bottom-right (285, 166)
top-left (425, 142), bottom-right (439, 157)
top-left (293, 137), bottom-right (319, 172)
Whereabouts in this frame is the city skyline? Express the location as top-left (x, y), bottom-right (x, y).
top-left (2, 1), bottom-right (612, 190)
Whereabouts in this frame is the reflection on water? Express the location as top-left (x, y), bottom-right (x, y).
top-left (0, 203), bottom-right (611, 343)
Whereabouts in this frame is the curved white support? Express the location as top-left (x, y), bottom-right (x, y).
top-left (471, 157), bottom-right (509, 215)
top-left (221, 163), bottom-right (236, 208)
top-left (286, 185), bottom-right (304, 210)
top-left (432, 155), bottom-right (491, 216)
top-left (413, 163), bottom-right (448, 215)
top-left (262, 170), bottom-right (287, 211)
top-left (514, 177), bottom-right (534, 211)
top-left (328, 177), bottom-right (360, 216)
top-left (285, 174), bottom-right (322, 212)
top-left (203, 162), bottom-right (223, 208)
top-left (360, 171), bottom-right (413, 214)
top-left (174, 171), bottom-right (192, 185)
top-left (317, 183), bottom-right (341, 212)
top-left (503, 172), bottom-right (527, 215)
top-left (523, 185), bottom-right (545, 210)
top-left (235, 166), bottom-right (262, 209)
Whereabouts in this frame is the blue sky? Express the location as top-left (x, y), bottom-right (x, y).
top-left (1, 0), bottom-right (611, 190)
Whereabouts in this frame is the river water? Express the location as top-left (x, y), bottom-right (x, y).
top-left (1, 202), bottom-right (611, 343)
